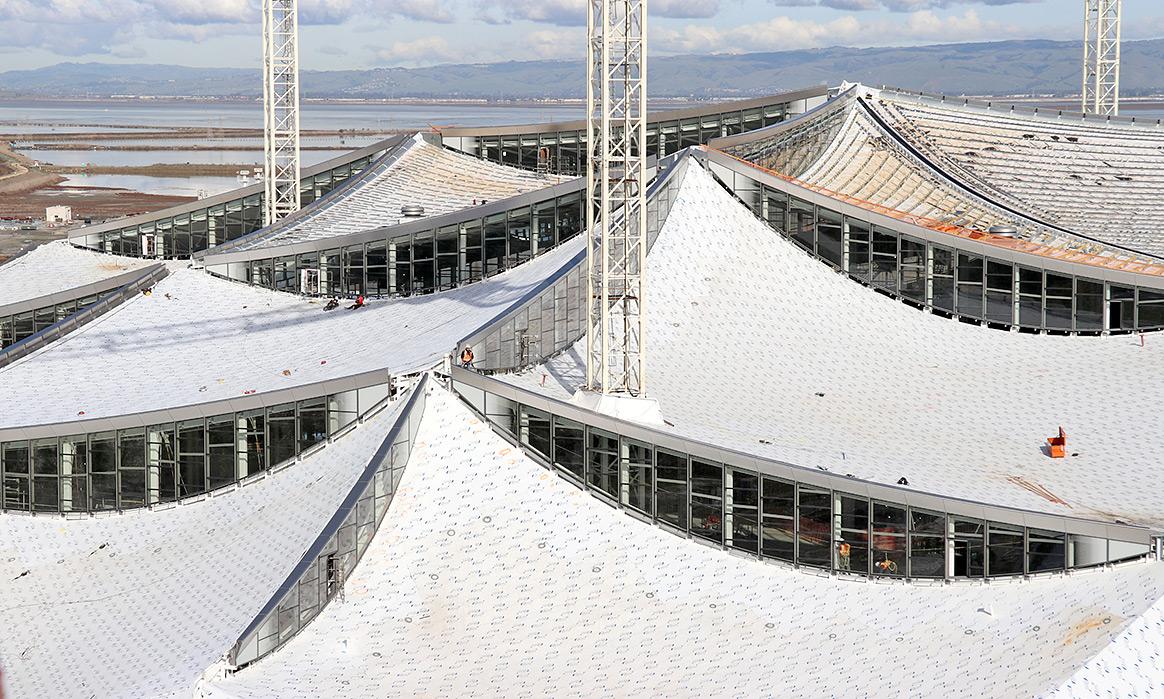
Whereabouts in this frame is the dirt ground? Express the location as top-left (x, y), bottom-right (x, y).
top-left (0, 228), bottom-right (68, 263)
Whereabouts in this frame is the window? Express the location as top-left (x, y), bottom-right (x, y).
top-left (871, 228), bottom-right (897, 291)
top-left (587, 428), bottom-right (619, 499)
top-left (552, 416), bottom-right (585, 482)
top-left (119, 428), bottom-right (146, 508)
top-left (208, 417), bottom-right (237, 490)
top-left (484, 213), bottom-right (507, 277)
top-left (797, 487), bottom-right (831, 567)
top-left (31, 439), bottom-right (58, 513)
top-left (268, 403), bottom-right (297, 467)
top-left (299, 398), bottom-right (328, 452)
top-left (730, 470), bottom-right (759, 553)
top-left (507, 206), bottom-right (532, 267)
top-left (909, 510), bottom-right (946, 577)
top-left (147, 425), bottom-right (177, 505)
top-left (1044, 273), bottom-right (1073, 330)
top-left (956, 253), bottom-right (984, 318)
top-left (622, 440), bottom-right (653, 515)
top-left (765, 187), bottom-right (789, 234)
top-left (1018, 267), bottom-right (1043, 327)
top-left (178, 420), bottom-right (206, 497)
top-left (761, 477), bottom-right (795, 561)
top-left (871, 502), bottom-right (906, 576)
top-left (411, 232), bottom-right (435, 295)
top-left (2, 442), bottom-right (30, 510)
top-left (655, 449), bottom-right (687, 531)
top-left (951, 517), bottom-right (984, 577)
top-left (846, 218), bottom-right (871, 279)
top-left (690, 459), bottom-right (723, 543)
top-left (817, 209), bottom-right (843, 267)
top-left (436, 225), bottom-right (460, 291)
top-left (985, 261), bottom-right (1013, 324)
top-left (519, 405), bottom-right (551, 459)
top-left (1075, 278), bottom-right (1103, 331)
top-left (1138, 289), bottom-right (1164, 330)
top-left (789, 198), bottom-right (815, 252)
top-left (932, 247), bottom-right (955, 312)
top-left (899, 237), bottom-right (926, 302)
top-left (835, 495), bottom-right (869, 574)
top-left (987, 523), bottom-right (1025, 576)
top-left (1027, 529), bottom-right (1065, 573)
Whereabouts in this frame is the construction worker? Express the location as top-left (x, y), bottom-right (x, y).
top-left (838, 541), bottom-right (852, 571)
top-left (460, 345), bottom-right (475, 369)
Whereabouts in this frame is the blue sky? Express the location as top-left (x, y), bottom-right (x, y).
top-left (0, 0), bottom-right (1160, 70)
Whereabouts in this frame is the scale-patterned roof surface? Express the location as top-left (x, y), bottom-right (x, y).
top-left (0, 233), bottom-right (581, 431)
top-left (0, 240), bottom-right (154, 307)
top-left (873, 93), bottom-right (1164, 258)
top-left (203, 386), bottom-right (1164, 698)
top-left (0, 395), bottom-right (406, 699)
top-left (504, 163), bottom-right (1164, 528)
top-left (225, 135), bottom-right (566, 252)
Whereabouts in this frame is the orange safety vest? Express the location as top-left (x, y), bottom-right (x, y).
top-left (461, 348), bottom-right (474, 362)
top-left (838, 543), bottom-right (851, 556)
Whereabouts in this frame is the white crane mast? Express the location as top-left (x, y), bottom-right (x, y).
top-left (1082, 0), bottom-right (1121, 116)
top-left (263, 0), bottom-right (302, 226)
top-left (585, 0), bottom-right (649, 398)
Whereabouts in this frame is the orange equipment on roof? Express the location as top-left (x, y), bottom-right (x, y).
top-left (1047, 427), bottom-right (1067, 458)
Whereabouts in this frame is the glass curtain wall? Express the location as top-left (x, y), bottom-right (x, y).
top-left (225, 190), bottom-right (585, 299)
top-left (454, 383), bottom-right (1149, 582)
top-left (1, 292), bottom-right (108, 349)
top-left (746, 179), bottom-right (1164, 334)
top-left (0, 384), bottom-right (389, 514)
top-left (82, 155), bottom-right (375, 259)
top-left (466, 105), bottom-right (792, 174)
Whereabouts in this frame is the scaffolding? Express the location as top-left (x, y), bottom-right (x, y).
top-left (585, 0), bottom-right (648, 396)
top-left (1082, 0), bottom-right (1121, 116)
top-left (263, 0), bottom-right (302, 226)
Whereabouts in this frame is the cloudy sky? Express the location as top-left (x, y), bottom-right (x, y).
top-left (1, 0), bottom-right (1161, 70)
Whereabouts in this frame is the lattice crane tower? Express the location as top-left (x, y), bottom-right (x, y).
top-left (585, 0), bottom-right (648, 398)
top-left (1082, 0), bottom-right (1121, 116)
top-left (263, 0), bottom-right (302, 226)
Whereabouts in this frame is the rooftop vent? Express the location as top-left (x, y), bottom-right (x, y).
top-left (988, 225), bottom-right (1019, 238)
top-left (400, 204), bottom-right (425, 218)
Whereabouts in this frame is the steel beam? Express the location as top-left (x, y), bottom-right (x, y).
top-left (263, 0), bottom-right (302, 225)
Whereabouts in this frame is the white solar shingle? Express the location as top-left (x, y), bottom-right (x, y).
top-left (229, 135), bottom-right (566, 252)
top-left (0, 232), bottom-right (582, 431)
top-left (202, 386), bottom-right (1164, 698)
top-left (876, 94), bottom-right (1164, 258)
top-left (504, 163), bottom-right (1164, 528)
top-left (0, 394), bottom-right (409, 699)
top-left (0, 240), bottom-right (155, 308)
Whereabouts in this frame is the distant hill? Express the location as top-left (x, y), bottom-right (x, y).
top-left (2, 38), bottom-right (1163, 100)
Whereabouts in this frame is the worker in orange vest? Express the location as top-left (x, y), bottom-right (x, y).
top-left (460, 345), bottom-right (475, 369)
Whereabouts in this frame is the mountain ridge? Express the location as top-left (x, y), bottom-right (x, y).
top-left (1, 38), bottom-right (1163, 99)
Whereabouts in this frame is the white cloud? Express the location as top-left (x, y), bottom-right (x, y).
top-left (655, 9), bottom-right (1027, 54)
top-left (374, 35), bottom-right (456, 64)
top-left (769, 0), bottom-right (1040, 10)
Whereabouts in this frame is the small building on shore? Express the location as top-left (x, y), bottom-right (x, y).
top-left (46, 205), bottom-right (72, 224)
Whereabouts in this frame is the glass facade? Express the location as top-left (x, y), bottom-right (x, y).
top-left (0, 384), bottom-right (389, 514)
top-left (454, 378), bottom-right (1151, 582)
top-left (76, 154), bottom-right (377, 259)
top-left (217, 190), bottom-right (585, 299)
top-left (232, 379), bottom-right (427, 669)
top-left (1, 291), bottom-right (110, 349)
top-left (741, 174), bottom-right (1164, 334)
top-left (460, 105), bottom-right (794, 176)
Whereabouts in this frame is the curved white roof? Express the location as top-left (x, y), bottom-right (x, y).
top-left (0, 234), bottom-right (581, 431)
top-left (0, 395), bottom-right (407, 699)
top-left (874, 93), bottom-right (1164, 257)
top-left (226, 135), bottom-right (566, 253)
top-left (504, 163), bottom-right (1164, 528)
top-left (0, 240), bottom-right (155, 309)
top-left (203, 386), bottom-right (1164, 698)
